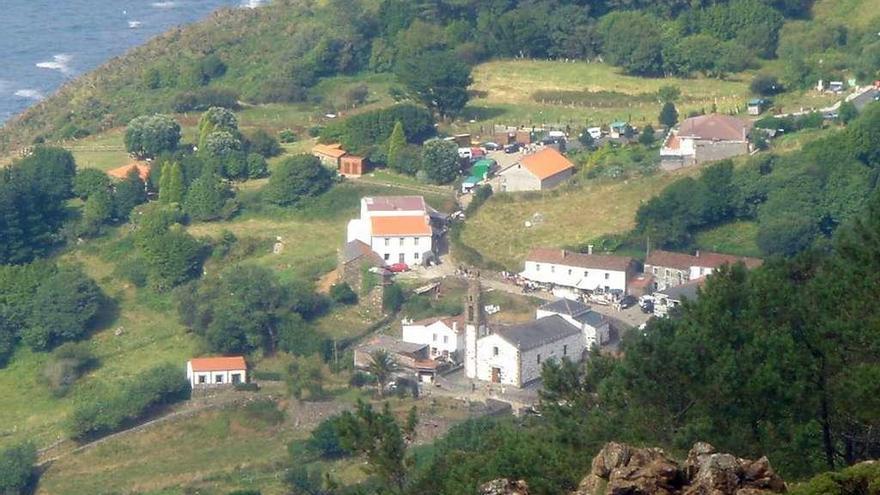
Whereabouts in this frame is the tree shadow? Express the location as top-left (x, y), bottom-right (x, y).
top-left (461, 105), bottom-right (507, 122)
top-left (89, 295), bottom-right (121, 336)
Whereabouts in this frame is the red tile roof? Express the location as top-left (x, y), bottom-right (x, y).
top-left (646, 249), bottom-right (762, 270)
top-left (678, 114), bottom-right (752, 141)
top-left (520, 148), bottom-right (575, 180)
top-left (526, 248), bottom-right (633, 272)
top-left (313, 143), bottom-right (348, 159)
top-left (107, 162), bottom-right (150, 181)
top-left (371, 215), bottom-right (432, 236)
top-left (189, 356), bottom-right (247, 372)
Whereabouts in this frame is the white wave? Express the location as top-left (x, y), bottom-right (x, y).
top-left (128, 20), bottom-right (142, 28)
top-left (151, 1), bottom-right (176, 8)
top-left (14, 89), bottom-right (44, 101)
top-left (36, 54), bottom-right (73, 75)
top-left (241, 0), bottom-right (264, 8)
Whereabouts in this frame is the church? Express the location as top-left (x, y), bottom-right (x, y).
top-left (464, 275), bottom-right (590, 388)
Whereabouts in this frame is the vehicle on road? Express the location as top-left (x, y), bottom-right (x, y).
top-left (504, 143), bottom-right (521, 153)
top-left (389, 263), bottom-right (410, 273)
top-left (482, 142), bottom-right (500, 151)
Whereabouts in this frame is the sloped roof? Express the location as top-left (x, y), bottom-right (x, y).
top-left (189, 356), bottom-right (247, 372)
top-left (526, 248), bottom-right (633, 272)
top-left (107, 162), bottom-right (150, 181)
top-left (313, 143), bottom-right (347, 158)
top-left (364, 196), bottom-right (427, 213)
top-left (656, 278), bottom-right (705, 301)
top-left (407, 315), bottom-right (465, 334)
top-left (539, 299), bottom-right (606, 328)
top-left (371, 216), bottom-right (432, 236)
top-left (678, 114), bottom-right (752, 141)
top-left (647, 250), bottom-right (762, 271)
top-left (342, 240), bottom-right (384, 266)
top-left (495, 315), bottom-right (581, 351)
top-left (357, 334), bottom-right (427, 356)
top-left (520, 148), bottom-right (574, 180)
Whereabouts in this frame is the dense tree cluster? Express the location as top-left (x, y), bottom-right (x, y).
top-left (636, 103), bottom-right (880, 256)
top-left (321, 103), bottom-right (435, 159)
top-left (0, 442), bottom-right (37, 495)
top-left (263, 154), bottom-right (335, 206)
top-left (177, 264), bottom-right (329, 355)
top-left (124, 114), bottom-right (181, 158)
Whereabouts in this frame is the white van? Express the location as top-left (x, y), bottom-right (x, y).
top-left (587, 127), bottom-right (602, 139)
top-left (457, 147), bottom-right (473, 159)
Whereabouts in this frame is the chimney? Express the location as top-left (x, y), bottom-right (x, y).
top-left (695, 250), bottom-right (701, 258)
top-left (452, 321), bottom-right (458, 333)
top-left (562, 249), bottom-right (567, 258)
top-left (588, 244), bottom-right (594, 255)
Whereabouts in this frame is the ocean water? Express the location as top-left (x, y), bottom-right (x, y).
top-left (0, 0), bottom-right (266, 124)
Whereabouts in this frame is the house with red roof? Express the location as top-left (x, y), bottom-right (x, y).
top-left (645, 249), bottom-right (763, 291)
top-left (186, 356), bottom-right (247, 387)
top-left (496, 147), bottom-right (575, 192)
top-left (346, 196), bottom-right (444, 267)
top-left (521, 247), bottom-right (637, 295)
top-left (312, 143), bottom-right (348, 168)
top-left (660, 114), bottom-right (753, 170)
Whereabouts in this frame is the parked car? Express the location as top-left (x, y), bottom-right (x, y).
top-left (504, 143), bottom-right (521, 153)
top-left (619, 295), bottom-right (637, 309)
top-left (389, 263), bottom-right (410, 273)
top-left (587, 127), bottom-right (602, 139)
top-left (482, 142), bottom-right (500, 151)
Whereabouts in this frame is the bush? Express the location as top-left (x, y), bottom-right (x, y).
top-left (68, 363), bottom-right (189, 439)
top-left (330, 283), bottom-right (358, 305)
top-left (43, 342), bottom-right (98, 397)
top-left (750, 74), bottom-right (783, 96)
top-left (251, 371), bottom-right (282, 381)
top-left (171, 88), bottom-right (240, 112)
top-left (349, 371), bottom-right (376, 388)
top-left (278, 129), bottom-right (297, 143)
top-left (383, 284), bottom-right (405, 312)
top-left (307, 416), bottom-right (349, 459)
top-left (263, 154), bottom-right (335, 206)
top-left (247, 129), bottom-right (282, 158)
top-left (0, 442), bottom-right (37, 494)
top-left (233, 382), bottom-right (259, 392)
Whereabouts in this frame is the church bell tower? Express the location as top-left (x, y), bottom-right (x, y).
top-left (464, 271), bottom-right (485, 379)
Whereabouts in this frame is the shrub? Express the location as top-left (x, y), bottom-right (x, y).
top-left (251, 371), bottom-right (282, 381)
top-left (278, 129), bottom-right (297, 143)
top-left (383, 284), bottom-right (405, 312)
top-left (350, 371), bottom-right (376, 388)
top-left (263, 154), bottom-right (335, 206)
top-left (233, 382), bottom-right (259, 392)
top-left (247, 129), bottom-right (281, 158)
top-left (0, 442), bottom-right (37, 494)
top-left (307, 416), bottom-right (349, 459)
top-left (171, 88), bottom-right (239, 112)
top-left (330, 283), bottom-right (358, 305)
top-left (43, 342), bottom-right (98, 397)
top-left (750, 74), bottom-right (783, 96)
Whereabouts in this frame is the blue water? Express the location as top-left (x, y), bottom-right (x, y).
top-left (0, 0), bottom-right (266, 124)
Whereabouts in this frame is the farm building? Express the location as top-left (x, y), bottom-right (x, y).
top-left (312, 143), bottom-right (348, 168)
top-left (107, 162), bottom-right (151, 182)
top-left (339, 155), bottom-right (367, 177)
top-left (660, 114), bottom-right (753, 170)
top-left (496, 148), bottom-right (574, 192)
top-left (186, 356), bottom-right (247, 388)
top-left (747, 99), bottom-right (768, 115)
top-left (346, 196), bottom-right (445, 267)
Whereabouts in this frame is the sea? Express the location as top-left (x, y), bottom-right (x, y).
top-left (0, 0), bottom-right (267, 125)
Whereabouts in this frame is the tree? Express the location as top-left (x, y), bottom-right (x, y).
top-left (307, 416), bottom-right (349, 459)
top-left (329, 283), bottom-right (357, 305)
top-left (197, 107), bottom-right (238, 150)
top-left (387, 121), bottom-right (407, 169)
top-left (395, 50), bottom-right (472, 119)
top-left (420, 139), bottom-right (460, 184)
top-left (838, 101), bottom-right (858, 125)
top-left (159, 161), bottom-right (184, 204)
top-left (139, 225), bottom-right (206, 291)
top-left (204, 130), bottom-right (241, 157)
top-left (750, 74), bottom-right (783, 96)
top-left (247, 129), bottom-right (282, 158)
top-left (0, 442), bottom-right (36, 494)
top-left (404, 405), bottom-right (419, 440)
top-left (113, 168), bottom-right (147, 220)
top-left (246, 153), bottom-right (269, 179)
top-left (367, 349), bottom-right (398, 397)
top-left (383, 283), bottom-right (405, 312)
top-left (80, 188), bottom-right (114, 236)
top-left (639, 125), bottom-right (656, 146)
top-left (184, 173), bottom-right (229, 221)
top-left (578, 130), bottom-right (595, 149)
top-left (263, 155), bottom-right (334, 206)
top-left (287, 354), bottom-right (325, 400)
top-left (336, 401), bottom-right (407, 489)
top-left (73, 168), bottom-right (111, 200)
top-left (657, 85), bottom-right (681, 103)
top-left (124, 114), bottom-right (181, 158)
top-left (23, 268), bottom-right (104, 351)
top-left (659, 102), bottom-right (679, 128)
top-left (598, 11), bottom-right (664, 76)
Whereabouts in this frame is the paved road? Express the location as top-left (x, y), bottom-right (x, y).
top-left (851, 88), bottom-right (879, 112)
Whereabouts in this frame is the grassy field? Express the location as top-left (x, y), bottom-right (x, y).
top-left (694, 221), bottom-right (762, 258)
top-left (812, 0), bottom-right (880, 28)
top-left (460, 170), bottom-right (698, 270)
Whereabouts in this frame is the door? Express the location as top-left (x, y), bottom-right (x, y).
top-left (398, 253), bottom-right (405, 263)
top-left (491, 367), bottom-right (501, 383)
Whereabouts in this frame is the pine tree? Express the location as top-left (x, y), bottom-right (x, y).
top-left (659, 102), bottom-right (679, 128)
top-left (387, 121), bottom-right (407, 169)
top-left (159, 162), bottom-right (183, 204)
top-left (158, 162), bottom-right (171, 203)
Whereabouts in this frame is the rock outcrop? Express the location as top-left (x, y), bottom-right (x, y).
top-left (479, 479), bottom-right (530, 495)
top-left (574, 442), bottom-right (786, 495)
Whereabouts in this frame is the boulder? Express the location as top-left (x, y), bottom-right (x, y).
top-left (479, 479), bottom-right (530, 495)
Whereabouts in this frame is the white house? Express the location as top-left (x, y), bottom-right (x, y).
top-left (462, 277), bottom-right (585, 388)
top-left (186, 356), bottom-right (247, 388)
top-left (537, 298), bottom-right (610, 349)
top-left (401, 315), bottom-right (465, 361)
top-left (521, 247), bottom-right (636, 295)
top-left (347, 196), bottom-right (437, 266)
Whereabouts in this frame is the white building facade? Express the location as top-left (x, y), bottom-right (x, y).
top-left (521, 248), bottom-right (635, 294)
top-left (536, 299), bottom-right (611, 349)
top-left (401, 316), bottom-right (464, 360)
top-left (346, 196), bottom-right (436, 266)
top-left (186, 356), bottom-right (247, 388)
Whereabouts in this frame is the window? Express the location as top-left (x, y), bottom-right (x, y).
top-left (537, 354), bottom-right (542, 364)
top-left (550, 266), bottom-right (555, 273)
top-left (584, 270), bottom-right (589, 277)
top-left (443, 335), bottom-right (448, 344)
top-left (699, 267), bottom-right (705, 275)
top-left (568, 269), bottom-right (572, 275)
top-left (493, 346), bottom-right (499, 356)
top-left (215, 375), bottom-right (224, 383)
top-left (384, 253), bottom-right (390, 261)
top-left (563, 345), bottom-right (568, 356)
top-left (414, 237), bottom-right (420, 246)
top-left (384, 238), bottom-right (390, 246)
top-left (414, 252), bottom-right (420, 260)
top-left (433, 333), bottom-right (437, 342)
top-left (536, 264), bottom-right (541, 271)
top-left (231, 373), bottom-right (242, 384)
top-left (665, 269), bottom-right (670, 276)
top-left (399, 237), bottom-right (405, 246)
top-left (653, 267), bottom-right (658, 275)
top-left (604, 272), bottom-right (610, 280)
top-left (198, 375), bottom-right (207, 384)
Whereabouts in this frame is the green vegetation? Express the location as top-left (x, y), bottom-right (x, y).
top-left (263, 154), bottom-right (335, 206)
top-left (0, 442), bottom-right (36, 494)
top-left (124, 114), bottom-right (181, 159)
